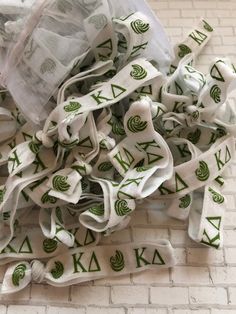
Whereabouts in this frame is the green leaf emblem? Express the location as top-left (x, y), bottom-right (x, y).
top-left (130, 64), bottom-right (147, 80)
top-left (50, 261), bottom-right (64, 279)
top-left (12, 264), bottom-right (27, 286)
top-left (52, 175), bottom-right (71, 192)
top-left (114, 200), bottom-right (132, 216)
top-left (210, 85), bottom-right (221, 103)
top-left (179, 194), bottom-right (191, 208)
top-left (195, 161), bottom-right (210, 181)
top-left (131, 19), bottom-right (149, 34)
top-left (89, 204), bottom-right (104, 216)
top-left (98, 162), bottom-right (113, 172)
top-left (127, 115), bottom-right (147, 133)
top-left (64, 101), bottom-right (81, 112)
top-left (110, 250), bottom-right (125, 272)
top-left (43, 238), bottom-right (58, 253)
top-left (178, 44), bottom-right (192, 58)
top-left (208, 187), bottom-right (224, 204)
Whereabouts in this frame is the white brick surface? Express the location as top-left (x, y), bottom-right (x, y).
top-left (7, 306), bottom-right (45, 314)
top-left (111, 286), bottom-right (149, 304)
top-left (189, 287), bottom-right (228, 305)
top-left (150, 287), bottom-right (189, 305)
top-left (47, 307), bottom-right (85, 314)
top-left (71, 286), bottom-right (110, 305)
top-left (2, 0), bottom-right (236, 313)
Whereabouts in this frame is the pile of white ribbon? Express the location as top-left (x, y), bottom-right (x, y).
top-left (0, 0), bottom-right (235, 294)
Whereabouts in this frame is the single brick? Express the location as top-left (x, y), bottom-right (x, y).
top-left (71, 286), bottom-right (110, 306)
top-left (86, 307), bottom-right (125, 314)
top-left (150, 287), bottom-right (188, 305)
top-left (172, 266), bottom-right (210, 284)
top-left (7, 306), bottom-right (45, 314)
top-left (189, 287), bottom-right (227, 305)
top-left (132, 269), bottom-right (170, 284)
top-left (132, 227), bottom-right (169, 242)
top-left (128, 308), bottom-right (168, 314)
top-left (187, 248), bottom-right (224, 265)
top-left (111, 286), bottom-right (148, 305)
top-left (173, 310), bottom-right (210, 314)
top-left (47, 307), bottom-right (85, 314)
top-left (225, 248), bottom-right (236, 264)
top-left (31, 284), bottom-right (69, 303)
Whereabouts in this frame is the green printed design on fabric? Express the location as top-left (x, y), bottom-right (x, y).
top-left (179, 194), bottom-right (191, 208)
top-left (110, 250), bottom-right (125, 271)
top-left (56, 207), bottom-right (63, 224)
top-left (114, 200), bottom-right (132, 216)
top-left (127, 115), bottom-right (147, 133)
top-left (210, 85), bottom-right (221, 103)
top-left (187, 128), bottom-right (201, 144)
top-left (41, 190), bottom-right (57, 204)
top-left (131, 19), bottom-right (150, 34)
top-left (12, 264), bottom-right (27, 286)
top-left (108, 116), bottom-right (125, 136)
top-left (50, 261), bottom-right (64, 279)
top-left (203, 20), bottom-right (213, 32)
top-left (178, 44), bottom-right (192, 58)
top-left (64, 101), bottom-right (81, 112)
top-left (195, 161), bottom-right (210, 181)
top-left (130, 64), bottom-right (147, 80)
top-left (43, 238), bottom-right (58, 253)
top-left (40, 58), bottom-right (56, 74)
top-left (52, 175), bottom-right (71, 192)
top-left (89, 204), bottom-right (104, 216)
top-left (136, 165), bottom-right (151, 172)
top-left (98, 162), bottom-right (113, 171)
top-left (28, 142), bottom-right (40, 154)
top-left (208, 187), bottom-right (224, 204)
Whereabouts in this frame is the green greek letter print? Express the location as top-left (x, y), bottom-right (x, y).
top-left (89, 204), bottom-right (104, 216)
top-left (40, 58), bottom-right (56, 74)
top-left (202, 20), bottom-right (213, 32)
top-left (210, 85), bottom-right (221, 103)
top-left (210, 64), bottom-right (225, 82)
top-left (64, 101), bottom-right (81, 112)
top-left (130, 19), bottom-right (149, 34)
top-left (178, 44), bottom-right (192, 58)
top-left (41, 190), bottom-right (57, 204)
top-left (136, 165), bottom-right (151, 172)
top-left (179, 194), bottom-right (191, 208)
top-left (127, 115), bottom-right (147, 133)
top-left (114, 200), bottom-right (132, 216)
top-left (52, 175), bottom-right (70, 192)
top-left (43, 238), bottom-right (58, 253)
top-left (187, 128), bottom-right (201, 144)
top-left (195, 161), bottom-right (210, 181)
top-left (12, 264), bottom-right (27, 286)
top-left (110, 250), bottom-right (125, 271)
top-left (28, 141), bottom-right (40, 154)
top-left (50, 261), bottom-right (64, 279)
top-left (98, 162), bottom-right (113, 171)
top-left (130, 64), bottom-right (147, 80)
top-left (208, 187), bottom-right (224, 204)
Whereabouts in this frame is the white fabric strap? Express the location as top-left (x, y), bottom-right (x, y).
top-left (0, 240), bottom-right (176, 294)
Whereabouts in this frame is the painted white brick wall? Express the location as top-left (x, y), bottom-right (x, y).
top-left (1, 0), bottom-right (236, 313)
